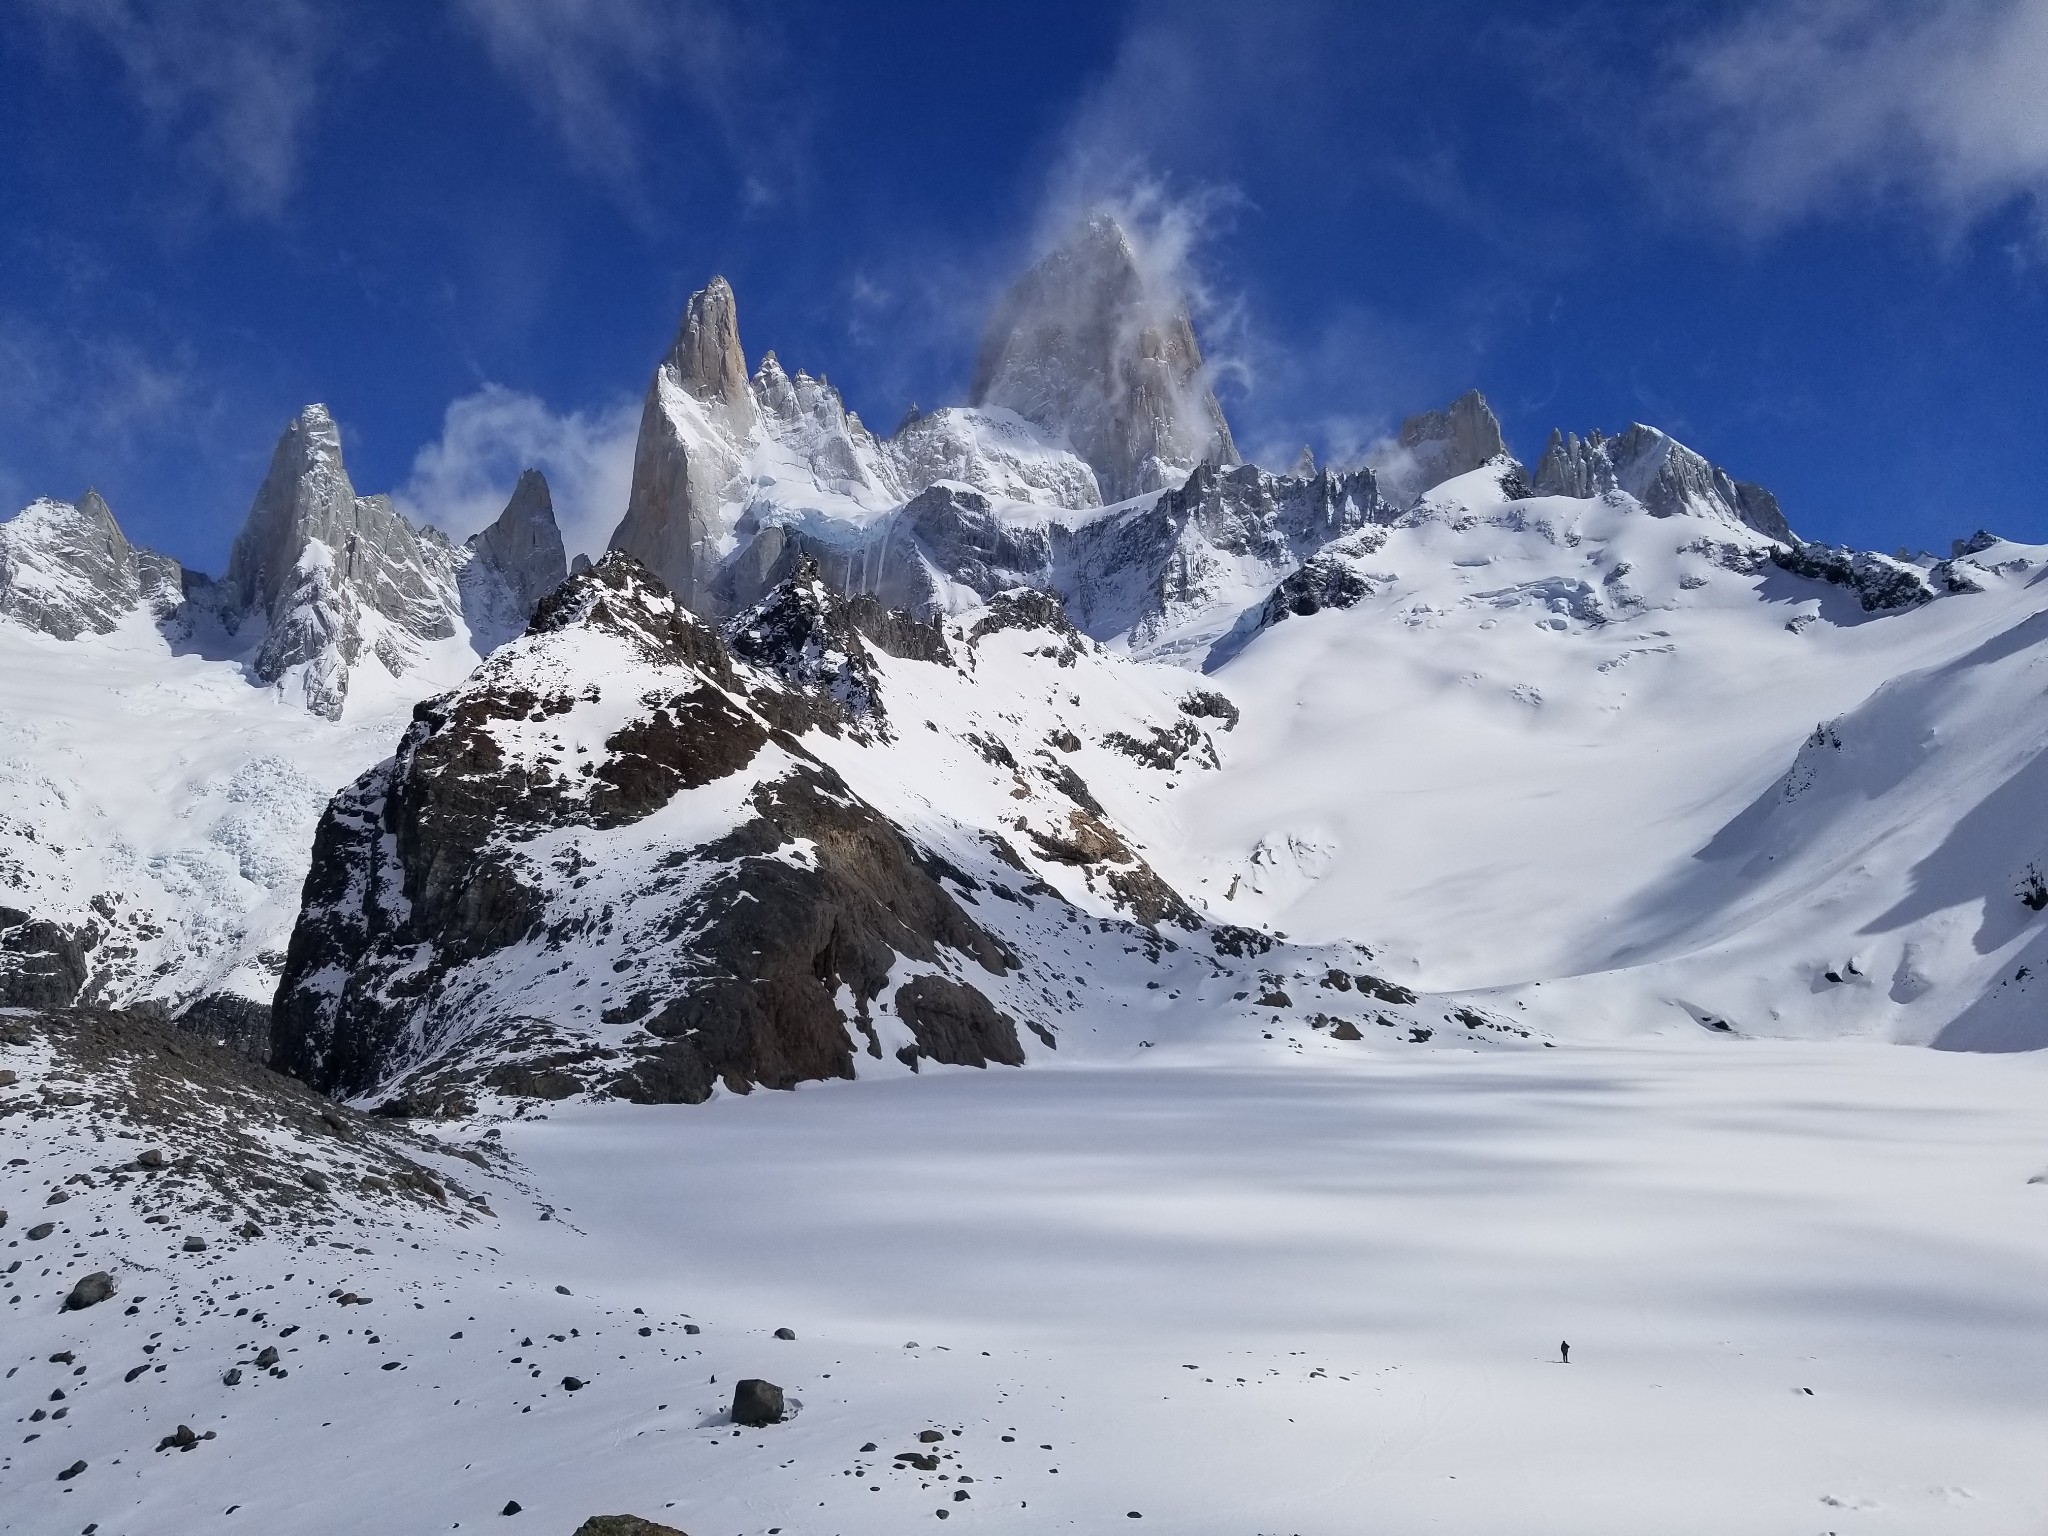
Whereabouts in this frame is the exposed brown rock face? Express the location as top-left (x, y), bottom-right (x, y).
top-left (270, 554), bottom-right (1021, 1111)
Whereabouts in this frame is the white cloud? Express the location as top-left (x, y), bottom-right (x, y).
top-left (23, 0), bottom-right (332, 217)
top-left (1669, 0), bottom-right (2048, 238)
top-left (395, 385), bottom-right (638, 561)
top-left (451, 0), bottom-right (767, 190)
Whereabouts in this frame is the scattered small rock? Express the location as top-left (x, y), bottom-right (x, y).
top-left (683, 1324), bottom-right (700, 1335)
top-left (501, 1501), bottom-right (522, 1517)
top-left (302, 1170), bottom-right (330, 1193)
top-left (555, 1285), bottom-right (571, 1295)
top-left (255, 1347), bottom-right (279, 1368)
top-left (773, 1327), bottom-right (796, 1340)
top-left (562, 1375), bottom-right (585, 1391)
top-left (222, 1368), bottom-right (243, 1386)
top-left (26, 1221), bottom-right (54, 1240)
top-left (731, 1378), bottom-right (785, 1427)
top-left (136, 1148), bottom-right (167, 1169)
top-left (918, 1430), bottom-right (945, 1443)
top-left (182, 1235), bottom-right (207, 1252)
top-left (155, 1424), bottom-right (200, 1453)
top-left (56, 1459), bottom-right (87, 1481)
top-left (570, 1518), bottom-right (689, 1536)
top-left (45, 1189), bottom-right (70, 1205)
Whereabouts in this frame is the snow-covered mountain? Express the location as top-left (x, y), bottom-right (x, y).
top-left (0, 407), bottom-right (567, 1030)
top-left (4, 207), bottom-right (2047, 1073)
top-left (7, 208), bottom-right (2048, 1536)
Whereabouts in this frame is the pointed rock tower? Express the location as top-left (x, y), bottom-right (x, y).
top-left (610, 276), bottom-right (757, 610)
top-left (467, 468), bottom-right (569, 618)
top-left (970, 212), bottom-right (1238, 502)
top-left (224, 404), bottom-right (459, 719)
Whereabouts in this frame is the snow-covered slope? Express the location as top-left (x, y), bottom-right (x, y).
top-left (269, 554), bottom-right (1491, 1114)
top-left (1166, 466), bottom-right (2048, 1048)
top-left (0, 416), bottom-right (569, 1025)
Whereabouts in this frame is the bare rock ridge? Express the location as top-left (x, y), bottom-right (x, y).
top-left (971, 212), bottom-right (1240, 502)
top-left (1532, 422), bottom-right (1793, 543)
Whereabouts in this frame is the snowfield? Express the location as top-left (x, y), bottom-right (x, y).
top-left (7, 1025), bottom-right (2047, 1534)
top-left (7, 230), bottom-right (2048, 1535)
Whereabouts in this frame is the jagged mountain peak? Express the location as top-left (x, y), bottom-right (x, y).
top-left (1531, 418), bottom-right (1793, 543)
top-left (0, 487), bottom-right (183, 641)
top-left (970, 210), bottom-right (1239, 502)
top-left (459, 468), bottom-right (570, 652)
top-left (663, 274), bottom-right (755, 433)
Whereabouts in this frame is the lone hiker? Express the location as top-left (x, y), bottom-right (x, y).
top-left (1560, 1340), bottom-right (1571, 1364)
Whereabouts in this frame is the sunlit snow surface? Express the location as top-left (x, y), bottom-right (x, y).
top-left (6, 1031), bottom-right (2047, 1534)
top-left (0, 608), bottom-right (480, 1008)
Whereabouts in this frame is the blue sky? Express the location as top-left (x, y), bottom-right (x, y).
top-left (3, 0), bottom-right (2044, 568)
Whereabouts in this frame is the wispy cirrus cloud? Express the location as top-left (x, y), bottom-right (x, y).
top-left (1665, 0), bottom-right (2048, 242)
top-left (450, 0), bottom-right (791, 203)
top-left (21, 0), bottom-right (335, 218)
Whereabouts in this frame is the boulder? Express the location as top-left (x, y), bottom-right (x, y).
top-left (730, 1378), bottom-right (785, 1426)
top-left (62, 1271), bottom-right (116, 1310)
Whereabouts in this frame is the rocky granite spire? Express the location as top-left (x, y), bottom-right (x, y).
top-left (223, 404), bottom-right (460, 719)
top-left (466, 468), bottom-right (568, 618)
top-left (0, 489), bottom-right (184, 640)
top-left (970, 212), bottom-right (1238, 502)
top-left (609, 276), bottom-right (758, 611)
top-left (1388, 390), bottom-right (1514, 502)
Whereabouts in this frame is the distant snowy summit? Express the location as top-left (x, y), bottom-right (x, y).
top-left (0, 209), bottom-right (1951, 707)
top-left (0, 403), bottom-right (567, 718)
top-left (2, 206), bottom-right (2039, 1071)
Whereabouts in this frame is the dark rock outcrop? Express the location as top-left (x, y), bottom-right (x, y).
top-left (172, 993), bottom-right (273, 1061)
top-left (0, 906), bottom-right (90, 1008)
top-left (272, 554), bottom-right (1021, 1110)
top-left (1772, 541), bottom-right (1934, 611)
top-left (730, 1379), bottom-right (785, 1426)
top-left (574, 1519), bottom-right (690, 1536)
